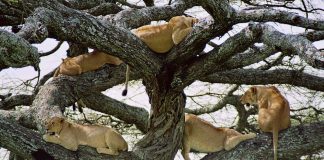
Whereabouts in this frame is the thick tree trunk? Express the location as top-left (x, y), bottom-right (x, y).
top-left (133, 78), bottom-right (186, 160)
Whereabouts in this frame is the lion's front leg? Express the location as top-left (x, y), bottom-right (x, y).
top-left (43, 134), bottom-right (61, 144)
top-left (172, 27), bottom-right (193, 45)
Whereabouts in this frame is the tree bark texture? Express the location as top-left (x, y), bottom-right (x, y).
top-left (202, 121), bottom-right (324, 160)
top-left (0, 117), bottom-right (140, 160)
top-left (133, 77), bottom-right (186, 160)
top-left (0, 0), bottom-right (324, 159)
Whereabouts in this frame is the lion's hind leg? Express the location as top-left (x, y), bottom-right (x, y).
top-left (224, 129), bottom-right (256, 151)
top-left (181, 133), bottom-right (191, 160)
top-left (96, 147), bottom-right (119, 155)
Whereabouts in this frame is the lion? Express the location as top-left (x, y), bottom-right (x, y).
top-left (182, 114), bottom-right (256, 160)
top-left (43, 117), bottom-right (128, 155)
top-left (53, 50), bottom-right (124, 109)
top-left (240, 86), bottom-right (291, 160)
top-left (132, 15), bottom-right (198, 53)
top-left (53, 50), bottom-right (123, 77)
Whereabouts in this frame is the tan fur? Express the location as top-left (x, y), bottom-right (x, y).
top-left (132, 16), bottom-right (198, 53)
top-left (53, 50), bottom-right (123, 106)
top-left (43, 117), bottom-right (128, 155)
top-left (182, 114), bottom-right (256, 160)
top-left (240, 86), bottom-right (291, 160)
top-left (54, 50), bottom-right (122, 77)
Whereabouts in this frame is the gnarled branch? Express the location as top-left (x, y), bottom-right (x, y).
top-left (202, 121), bottom-right (324, 160)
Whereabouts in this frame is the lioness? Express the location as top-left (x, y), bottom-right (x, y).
top-left (240, 86), bottom-right (291, 160)
top-left (182, 114), bottom-right (256, 160)
top-left (43, 117), bottom-right (128, 155)
top-left (53, 50), bottom-right (123, 77)
top-left (53, 50), bottom-right (124, 108)
top-left (132, 15), bottom-right (198, 53)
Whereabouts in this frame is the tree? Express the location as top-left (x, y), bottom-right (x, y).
top-left (0, 0), bottom-right (323, 160)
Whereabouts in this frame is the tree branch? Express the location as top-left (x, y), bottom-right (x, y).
top-left (81, 92), bottom-right (149, 133)
top-left (236, 9), bottom-right (324, 30)
top-left (0, 29), bottom-right (40, 70)
top-left (201, 69), bottom-right (324, 92)
top-left (84, 2), bottom-right (122, 16)
top-left (298, 30), bottom-right (324, 42)
top-left (259, 23), bottom-right (324, 69)
top-left (0, 94), bottom-right (33, 110)
top-left (202, 121), bottom-right (324, 160)
top-left (107, 0), bottom-right (194, 28)
top-left (17, 4), bottom-right (161, 77)
top-left (0, 116), bottom-right (140, 160)
top-left (185, 85), bottom-right (239, 115)
top-left (183, 23), bottom-right (263, 88)
top-left (39, 41), bottom-right (64, 57)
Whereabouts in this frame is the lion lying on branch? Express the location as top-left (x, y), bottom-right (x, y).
top-left (43, 117), bottom-right (128, 155)
top-left (182, 114), bottom-right (256, 160)
top-left (53, 50), bottom-right (122, 77)
top-left (132, 15), bottom-right (199, 54)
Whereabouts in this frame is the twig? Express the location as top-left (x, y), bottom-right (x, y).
top-left (39, 41), bottom-right (64, 57)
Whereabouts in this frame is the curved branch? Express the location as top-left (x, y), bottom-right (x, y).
top-left (81, 92), bottom-right (149, 133)
top-left (0, 94), bottom-right (33, 110)
top-left (259, 23), bottom-right (324, 68)
top-left (166, 22), bottom-right (232, 64)
top-left (185, 85), bottom-right (239, 115)
top-left (109, 0), bottom-right (194, 28)
top-left (221, 45), bottom-right (278, 69)
top-left (57, 0), bottom-right (115, 10)
top-left (84, 2), bottom-right (122, 16)
top-left (236, 9), bottom-right (324, 30)
top-left (195, 0), bottom-right (235, 24)
top-left (39, 41), bottom-right (64, 57)
top-left (201, 69), bottom-right (324, 92)
top-left (202, 121), bottom-right (324, 160)
top-left (183, 23), bottom-right (263, 88)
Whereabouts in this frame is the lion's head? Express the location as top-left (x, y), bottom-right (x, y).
top-left (45, 117), bottom-right (65, 135)
top-left (169, 16), bottom-right (198, 29)
top-left (240, 86), bottom-right (258, 106)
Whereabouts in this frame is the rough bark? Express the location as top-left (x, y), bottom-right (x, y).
top-left (202, 121), bottom-right (324, 160)
top-left (81, 92), bottom-right (149, 133)
top-left (0, 29), bottom-right (40, 70)
top-left (0, 0), bottom-right (324, 159)
top-left (132, 77), bottom-right (186, 160)
top-left (201, 69), bottom-right (324, 92)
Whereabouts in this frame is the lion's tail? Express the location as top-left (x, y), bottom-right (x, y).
top-left (53, 67), bottom-right (60, 77)
top-left (122, 65), bottom-right (130, 96)
top-left (273, 128), bottom-right (279, 160)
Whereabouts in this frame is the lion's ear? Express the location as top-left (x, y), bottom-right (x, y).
top-left (251, 86), bottom-right (257, 94)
